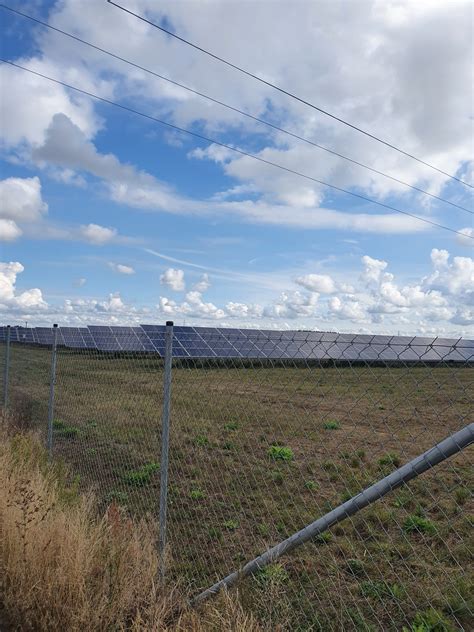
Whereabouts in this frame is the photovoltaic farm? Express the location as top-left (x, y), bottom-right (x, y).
top-left (1, 324), bottom-right (473, 630)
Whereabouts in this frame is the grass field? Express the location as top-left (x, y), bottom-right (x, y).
top-left (2, 343), bottom-right (473, 631)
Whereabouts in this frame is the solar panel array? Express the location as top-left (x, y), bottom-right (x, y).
top-left (0, 324), bottom-right (472, 363)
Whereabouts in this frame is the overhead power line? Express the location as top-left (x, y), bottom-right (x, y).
top-left (107, 0), bottom-right (472, 189)
top-left (1, 4), bottom-right (471, 216)
top-left (2, 59), bottom-right (472, 241)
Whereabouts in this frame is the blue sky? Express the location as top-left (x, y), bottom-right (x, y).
top-left (0, 0), bottom-right (473, 335)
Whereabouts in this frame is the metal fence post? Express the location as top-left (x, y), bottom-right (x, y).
top-left (47, 324), bottom-right (59, 458)
top-left (159, 320), bottom-right (174, 583)
top-left (3, 325), bottom-right (11, 416)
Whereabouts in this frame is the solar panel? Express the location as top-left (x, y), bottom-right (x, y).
top-left (1, 323), bottom-right (471, 363)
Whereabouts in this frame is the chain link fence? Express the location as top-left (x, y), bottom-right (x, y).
top-left (1, 323), bottom-right (473, 631)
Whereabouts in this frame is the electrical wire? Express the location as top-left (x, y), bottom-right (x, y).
top-left (107, 0), bottom-right (473, 189)
top-left (1, 3), bottom-right (471, 215)
top-left (2, 58), bottom-right (472, 241)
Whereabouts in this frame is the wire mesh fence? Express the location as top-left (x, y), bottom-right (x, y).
top-left (1, 323), bottom-right (473, 631)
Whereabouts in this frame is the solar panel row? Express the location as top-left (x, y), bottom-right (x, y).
top-left (0, 324), bottom-right (472, 363)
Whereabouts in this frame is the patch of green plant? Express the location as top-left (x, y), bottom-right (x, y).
top-left (402, 608), bottom-right (456, 632)
top-left (305, 480), bottom-right (319, 491)
top-left (122, 461), bottom-right (159, 487)
top-left (195, 434), bottom-right (209, 447)
top-left (223, 519), bottom-right (238, 530)
top-left (190, 488), bottom-right (205, 500)
top-left (345, 558), bottom-right (365, 577)
top-left (53, 419), bottom-right (79, 438)
top-left (224, 422), bottom-right (239, 431)
top-left (314, 531), bottom-right (332, 545)
top-left (268, 445), bottom-right (294, 461)
top-left (360, 580), bottom-right (403, 601)
top-left (323, 420), bottom-right (340, 430)
top-left (378, 452), bottom-right (401, 468)
top-left (455, 486), bottom-right (470, 505)
top-left (346, 607), bottom-right (378, 631)
top-left (257, 523), bottom-right (270, 537)
top-left (208, 527), bottom-right (222, 541)
top-left (356, 449), bottom-right (366, 460)
top-left (272, 470), bottom-right (284, 484)
top-left (255, 563), bottom-right (289, 586)
top-left (222, 441), bottom-right (235, 451)
top-left (106, 490), bottom-right (128, 504)
top-left (403, 514), bottom-right (437, 536)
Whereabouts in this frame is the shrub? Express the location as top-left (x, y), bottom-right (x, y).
top-left (403, 515), bottom-right (437, 536)
top-left (268, 445), bottom-right (294, 461)
top-left (305, 480), bottom-right (319, 491)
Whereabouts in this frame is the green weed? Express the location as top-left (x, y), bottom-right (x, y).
top-left (223, 519), bottom-right (238, 531)
top-left (190, 488), bottom-right (205, 500)
top-left (402, 608), bottom-right (456, 631)
top-left (323, 420), bottom-right (340, 430)
top-left (123, 462), bottom-right (159, 487)
top-left (378, 452), bottom-right (401, 468)
top-left (268, 445), bottom-right (294, 461)
top-left (403, 515), bottom-right (437, 536)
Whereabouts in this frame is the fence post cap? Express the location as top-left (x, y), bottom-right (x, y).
top-left (6, 324), bottom-right (10, 329)
top-left (53, 323), bottom-right (58, 328)
top-left (166, 321), bottom-right (174, 327)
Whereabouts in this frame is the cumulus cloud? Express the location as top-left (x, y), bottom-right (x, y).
top-left (0, 176), bottom-right (48, 223)
top-left (295, 273), bottom-right (336, 294)
top-left (78, 223), bottom-right (118, 245)
top-left (160, 268), bottom-right (185, 291)
top-left (193, 273), bottom-right (211, 292)
top-left (0, 219), bottom-right (22, 241)
top-left (108, 262), bottom-right (135, 275)
top-left (0, 262), bottom-right (47, 311)
top-left (456, 227), bottom-right (474, 247)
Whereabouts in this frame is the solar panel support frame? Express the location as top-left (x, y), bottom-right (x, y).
top-left (3, 325), bottom-right (11, 414)
top-left (159, 320), bottom-right (174, 584)
top-left (47, 324), bottom-right (59, 458)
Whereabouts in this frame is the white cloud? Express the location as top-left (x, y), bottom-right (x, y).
top-left (0, 262), bottom-right (47, 311)
top-left (79, 223), bottom-right (118, 245)
top-left (108, 262), bottom-right (136, 275)
top-left (328, 296), bottom-right (366, 322)
top-left (0, 176), bottom-right (47, 223)
top-left (295, 273), bottom-right (336, 294)
top-left (193, 273), bottom-right (210, 292)
top-left (264, 290), bottom-right (319, 319)
top-left (0, 219), bottom-right (22, 241)
top-left (456, 227), bottom-right (474, 247)
top-left (424, 248), bottom-right (474, 298)
top-left (73, 277), bottom-right (87, 287)
top-left (160, 268), bottom-right (185, 291)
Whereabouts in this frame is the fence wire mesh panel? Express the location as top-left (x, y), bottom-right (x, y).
top-left (1, 324), bottom-right (473, 631)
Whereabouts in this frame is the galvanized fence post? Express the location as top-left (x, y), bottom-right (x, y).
top-left (47, 324), bottom-right (59, 458)
top-left (159, 320), bottom-right (174, 583)
top-left (3, 325), bottom-right (11, 416)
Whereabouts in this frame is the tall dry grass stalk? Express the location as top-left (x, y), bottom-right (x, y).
top-left (0, 429), bottom-right (262, 631)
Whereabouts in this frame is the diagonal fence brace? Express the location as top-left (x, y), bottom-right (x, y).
top-left (193, 422), bottom-right (474, 605)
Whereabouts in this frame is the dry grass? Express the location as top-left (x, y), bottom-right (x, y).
top-left (0, 428), bottom-right (262, 631)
